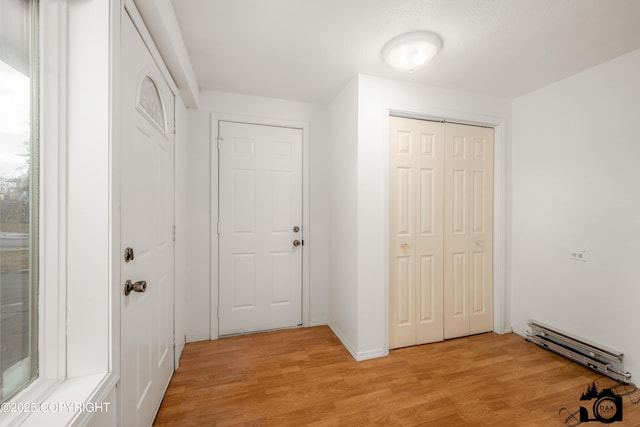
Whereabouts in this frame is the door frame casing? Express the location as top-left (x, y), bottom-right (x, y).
top-left (383, 107), bottom-right (510, 350)
top-left (210, 114), bottom-right (311, 339)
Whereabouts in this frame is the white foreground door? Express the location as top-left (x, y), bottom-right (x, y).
top-left (120, 13), bottom-right (174, 426)
top-left (218, 121), bottom-right (303, 335)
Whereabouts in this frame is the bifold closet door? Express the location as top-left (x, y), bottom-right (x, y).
top-left (388, 116), bottom-right (445, 349)
top-left (443, 123), bottom-right (494, 339)
top-left (389, 117), bottom-right (494, 350)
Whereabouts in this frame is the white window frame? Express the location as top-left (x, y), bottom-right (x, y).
top-left (1, 1), bottom-right (118, 426)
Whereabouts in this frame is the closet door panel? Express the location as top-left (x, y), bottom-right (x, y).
top-left (389, 118), bottom-right (417, 349)
top-left (469, 128), bottom-right (494, 334)
top-left (389, 117), bottom-right (444, 348)
top-left (444, 124), bottom-right (471, 339)
top-left (415, 123), bottom-right (444, 344)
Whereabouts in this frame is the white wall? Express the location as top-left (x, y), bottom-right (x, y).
top-left (343, 74), bottom-right (512, 360)
top-left (327, 77), bottom-right (360, 355)
top-left (511, 48), bottom-right (640, 376)
top-left (186, 91), bottom-right (330, 341)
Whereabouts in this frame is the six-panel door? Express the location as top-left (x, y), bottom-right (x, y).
top-left (218, 121), bottom-right (303, 336)
top-left (443, 123), bottom-right (494, 339)
top-left (389, 117), bottom-right (445, 349)
top-left (389, 116), bottom-right (494, 349)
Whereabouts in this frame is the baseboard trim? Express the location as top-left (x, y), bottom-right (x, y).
top-left (356, 347), bottom-right (388, 361)
top-left (495, 325), bottom-right (513, 334)
top-left (186, 333), bottom-right (211, 343)
top-left (308, 320), bottom-right (329, 327)
top-left (328, 323), bottom-right (358, 361)
top-left (328, 323), bottom-right (388, 362)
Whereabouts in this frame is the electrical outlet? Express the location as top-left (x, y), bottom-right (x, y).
top-left (569, 250), bottom-right (587, 262)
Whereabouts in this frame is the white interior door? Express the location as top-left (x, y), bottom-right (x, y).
top-left (218, 121), bottom-right (303, 335)
top-left (120, 13), bottom-right (175, 426)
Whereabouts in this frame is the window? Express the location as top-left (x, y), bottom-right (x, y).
top-left (0, 0), bottom-right (38, 402)
top-left (138, 74), bottom-right (167, 133)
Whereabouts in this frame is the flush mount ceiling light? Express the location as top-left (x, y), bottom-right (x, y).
top-left (381, 31), bottom-right (442, 73)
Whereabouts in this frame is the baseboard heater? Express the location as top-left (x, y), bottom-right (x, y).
top-left (526, 320), bottom-right (632, 383)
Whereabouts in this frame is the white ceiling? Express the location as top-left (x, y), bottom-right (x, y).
top-left (171, 0), bottom-right (640, 105)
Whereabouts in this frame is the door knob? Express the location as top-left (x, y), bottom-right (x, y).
top-left (293, 240), bottom-right (301, 247)
top-left (124, 280), bottom-right (147, 296)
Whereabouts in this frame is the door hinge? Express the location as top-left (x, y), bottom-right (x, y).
top-left (172, 225), bottom-right (176, 242)
top-left (172, 117), bottom-right (176, 135)
top-left (216, 306), bottom-right (220, 319)
top-left (217, 136), bottom-right (224, 150)
top-left (217, 221), bottom-right (220, 235)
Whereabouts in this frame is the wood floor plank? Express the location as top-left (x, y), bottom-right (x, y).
top-left (154, 326), bottom-right (640, 426)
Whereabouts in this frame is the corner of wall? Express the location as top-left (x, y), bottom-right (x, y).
top-left (328, 322), bottom-right (358, 361)
top-left (327, 76), bottom-right (360, 355)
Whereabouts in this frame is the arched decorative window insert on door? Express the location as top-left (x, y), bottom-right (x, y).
top-left (137, 74), bottom-right (167, 133)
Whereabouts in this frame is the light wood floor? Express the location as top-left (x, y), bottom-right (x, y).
top-left (154, 326), bottom-right (639, 426)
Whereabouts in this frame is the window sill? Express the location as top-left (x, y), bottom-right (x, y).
top-left (0, 373), bottom-right (118, 427)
